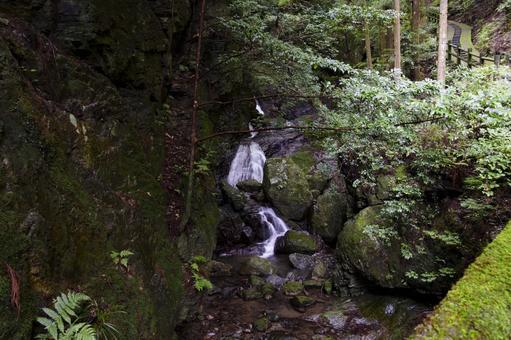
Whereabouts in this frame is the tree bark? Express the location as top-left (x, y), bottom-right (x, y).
top-left (364, 20), bottom-right (373, 69)
top-left (393, 0), bottom-right (401, 77)
top-left (411, 0), bottom-right (423, 80)
top-left (437, 0), bottom-right (448, 82)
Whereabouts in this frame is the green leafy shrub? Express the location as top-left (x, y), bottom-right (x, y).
top-left (110, 250), bottom-right (134, 270)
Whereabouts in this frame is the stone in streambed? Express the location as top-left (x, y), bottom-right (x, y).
top-left (288, 253), bottom-right (314, 270)
top-left (290, 295), bottom-right (315, 310)
top-left (204, 260), bottom-right (232, 277)
top-left (241, 287), bottom-right (263, 300)
top-left (312, 260), bottom-right (328, 279)
top-left (253, 317), bottom-right (270, 332)
top-left (239, 256), bottom-right (276, 276)
top-left (303, 279), bottom-right (324, 289)
top-left (276, 230), bottom-right (319, 254)
top-left (282, 280), bottom-right (304, 296)
top-left (250, 275), bottom-right (266, 286)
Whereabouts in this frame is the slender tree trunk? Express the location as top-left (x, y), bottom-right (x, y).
top-left (437, 0), bottom-right (448, 82)
top-left (364, 20), bottom-right (373, 69)
top-left (412, 0), bottom-right (423, 79)
top-left (394, 0), bottom-right (401, 77)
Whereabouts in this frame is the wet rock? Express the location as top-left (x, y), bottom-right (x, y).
top-left (221, 180), bottom-right (247, 212)
top-left (282, 280), bottom-right (304, 296)
top-left (266, 275), bottom-right (286, 287)
top-left (239, 256), bottom-right (276, 276)
top-left (321, 311), bottom-right (348, 330)
top-left (263, 157), bottom-right (313, 220)
top-left (323, 279), bottom-right (333, 294)
top-left (276, 230), bottom-right (319, 255)
top-left (237, 179), bottom-right (263, 193)
top-left (204, 260), bottom-right (232, 278)
top-left (310, 185), bottom-right (350, 244)
top-left (303, 279), bottom-right (324, 289)
top-left (261, 283), bottom-right (276, 299)
top-left (241, 287), bottom-right (264, 300)
top-left (288, 253), bottom-right (314, 271)
top-left (250, 275), bottom-right (266, 286)
top-left (312, 260), bottom-right (328, 279)
top-left (290, 295), bottom-right (315, 310)
top-left (254, 317), bottom-right (270, 332)
top-left (285, 269), bottom-right (311, 282)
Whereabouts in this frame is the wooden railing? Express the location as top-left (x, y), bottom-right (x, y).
top-left (448, 41), bottom-right (511, 68)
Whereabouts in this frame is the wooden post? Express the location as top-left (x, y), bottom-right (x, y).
top-left (467, 48), bottom-right (472, 68)
top-left (457, 45), bottom-right (461, 65)
top-left (447, 41), bottom-right (452, 62)
top-left (495, 53), bottom-right (501, 69)
top-left (479, 52), bottom-right (484, 66)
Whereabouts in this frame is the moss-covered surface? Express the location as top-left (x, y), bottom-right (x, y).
top-left (412, 220), bottom-right (511, 339)
top-left (0, 6), bottom-right (193, 338)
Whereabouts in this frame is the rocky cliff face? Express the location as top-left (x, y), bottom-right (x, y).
top-left (0, 1), bottom-right (194, 338)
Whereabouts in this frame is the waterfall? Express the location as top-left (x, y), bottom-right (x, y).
top-left (255, 99), bottom-right (265, 116)
top-left (226, 142), bottom-right (266, 187)
top-left (258, 207), bottom-right (290, 258)
top-left (224, 100), bottom-right (290, 258)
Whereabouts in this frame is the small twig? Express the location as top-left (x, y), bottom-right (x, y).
top-left (5, 263), bottom-right (20, 318)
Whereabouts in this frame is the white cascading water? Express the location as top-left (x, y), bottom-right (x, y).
top-left (225, 101), bottom-right (289, 258)
top-left (226, 142), bottom-right (266, 186)
top-left (258, 207), bottom-right (289, 258)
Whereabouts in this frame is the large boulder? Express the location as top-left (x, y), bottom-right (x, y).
top-left (336, 204), bottom-right (468, 294)
top-left (263, 157), bottom-right (313, 221)
top-left (310, 185), bottom-right (350, 244)
top-left (276, 230), bottom-right (319, 255)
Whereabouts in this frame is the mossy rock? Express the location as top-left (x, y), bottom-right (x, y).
top-left (239, 256), bottom-right (276, 276)
top-left (263, 157), bottom-right (313, 221)
top-left (290, 295), bottom-right (315, 309)
top-left (276, 231), bottom-right (319, 255)
top-left (221, 180), bottom-right (247, 212)
top-left (310, 185), bottom-right (350, 244)
top-left (283, 280), bottom-right (304, 296)
top-left (336, 205), bottom-right (467, 294)
top-left (254, 317), bottom-right (270, 332)
top-left (241, 287), bottom-right (264, 300)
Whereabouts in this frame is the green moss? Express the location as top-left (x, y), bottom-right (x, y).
top-left (290, 150), bottom-right (315, 173)
top-left (412, 220), bottom-right (511, 339)
top-left (283, 280), bottom-right (304, 296)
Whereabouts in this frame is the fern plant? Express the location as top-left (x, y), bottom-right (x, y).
top-left (36, 292), bottom-right (96, 340)
top-left (189, 256), bottom-right (213, 292)
top-left (36, 291), bottom-right (122, 340)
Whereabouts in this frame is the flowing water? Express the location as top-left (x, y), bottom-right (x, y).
top-left (258, 207), bottom-right (289, 258)
top-left (225, 102), bottom-right (289, 258)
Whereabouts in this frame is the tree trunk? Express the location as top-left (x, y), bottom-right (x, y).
top-left (393, 0), bottom-right (401, 77)
top-left (437, 0), bottom-right (448, 82)
top-left (365, 20), bottom-right (373, 69)
top-left (411, 0), bottom-right (423, 79)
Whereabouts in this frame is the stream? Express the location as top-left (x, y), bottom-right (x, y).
top-left (177, 102), bottom-right (433, 339)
